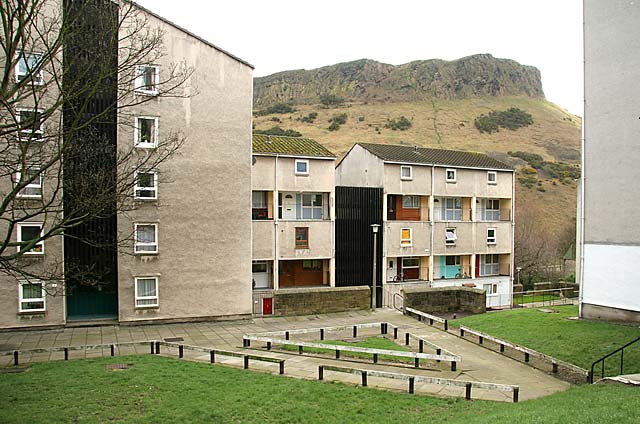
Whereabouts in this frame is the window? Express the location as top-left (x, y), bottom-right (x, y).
top-left (19, 281), bottom-right (45, 312)
top-left (482, 283), bottom-right (497, 294)
top-left (252, 261), bottom-right (268, 273)
top-left (482, 199), bottom-right (501, 221)
top-left (17, 109), bottom-right (43, 140)
top-left (402, 195), bottom-right (420, 209)
top-left (445, 227), bottom-right (457, 245)
top-left (295, 159), bottom-right (309, 175)
top-left (446, 168), bottom-right (457, 183)
top-left (402, 257), bottom-right (420, 280)
top-left (487, 228), bottom-right (496, 244)
top-left (442, 197), bottom-right (462, 221)
top-left (487, 171), bottom-right (497, 184)
top-left (400, 165), bottom-right (413, 180)
top-left (303, 260), bottom-right (322, 271)
top-left (400, 228), bottom-right (412, 247)
top-left (134, 65), bottom-right (159, 95)
top-left (135, 277), bottom-right (159, 308)
top-left (134, 171), bottom-right (157, 200)
top-left (295, 227), bottom-right (309, 248)
top-left (402, 257), bottom-right (420, 268)
top-left (16, 168), bottom-right (42, 198)
top-left (17, 223), bottom-right (44, 254)
top-left (134, 117), bottom-right (158, 148)
top-left (480, 254), bottom-right (500, 276)
top-left (446, 255), bottom-right (461, 266)
top-left (134, 223), bottom-right (158, 254)
top-left (15, 52), bottom-right (43, 84)
top-left (252, 191), bottom-right (269, 220)
top-left (297, 193), bottom-right (325, 219)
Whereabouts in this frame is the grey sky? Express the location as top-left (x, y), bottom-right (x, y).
top-left (136, 0), bottom-right (583, 116)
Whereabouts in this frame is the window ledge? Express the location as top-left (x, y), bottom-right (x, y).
top-left (18, 310), bottom-right (46, 316)
top-left (133, 252), bottom-right (159, 256)
top-left (135, 305), bottom-right (159, 310)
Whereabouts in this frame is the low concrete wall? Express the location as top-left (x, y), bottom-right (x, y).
top-left (273, 286), bottom-right (370, 316)
top-left (581, 303), bottom-right (640, 324)
top-left (403, 286), bottom-right (486, 314)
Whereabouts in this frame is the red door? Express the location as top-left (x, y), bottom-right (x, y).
top-left (262, 297), bottom-right (273, 315)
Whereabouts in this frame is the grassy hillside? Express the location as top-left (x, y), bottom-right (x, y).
top-left (254, 96), bottom-right (581, 259)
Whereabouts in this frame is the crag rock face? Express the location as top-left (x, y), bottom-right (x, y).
top-left (254, 54), bottom-right (544, 107)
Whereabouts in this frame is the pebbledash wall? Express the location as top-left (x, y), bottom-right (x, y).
top-left (579, 0), bottom-right (640, 322)
top-left (0, 1), bottom-right (254, 329)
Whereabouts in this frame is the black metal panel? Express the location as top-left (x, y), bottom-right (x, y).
top-left (63, 0), bottom-right (119, 316)
top-left (335, 186), bottom-right (383, 306)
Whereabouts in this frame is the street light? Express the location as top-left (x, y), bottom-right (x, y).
top-left (516, 267), bottom-right (522, 285)
top-left (371, 224), bottom-right (380, 310)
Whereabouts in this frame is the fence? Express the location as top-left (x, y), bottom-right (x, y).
top-left (512, 287), bottom-right (579, 308)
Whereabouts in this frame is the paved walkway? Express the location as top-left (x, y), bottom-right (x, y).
top-left (0, 309), bottom-right (570, 402)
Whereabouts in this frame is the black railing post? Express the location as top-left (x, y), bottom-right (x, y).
top-left (210, 350), bottom-right (215, 364)
top-left (298, 345), bottom-right (303, 355)
top-left (279, 360), bottom-right (285, 375)
top-left (285, 331), bottom-right (290, 341)
top-left (513, 387), bottom-right (519, 403)
top-left (460, 329), bottom-right (465, 337)
top-left (155, 341), bottom-right (160, 354)
top-left (451, 361), bottom-right (457, 372)
top-left (320, 329), bottom-right (324, 341)
top-left (318, 366), bottom-right (324, 380)
top-left (373, 353), bottom-right (378, 364)
top-left (361, 371), bottom-right (367, 387)
top-left (13, 351), bottom-right (18, 366)
top-left (500, 344), bottom-right (505, 353)
top-left (243, 355), bottom-right (249, 369)
top-left (179, 345), bottom-right (184, 358)
top-left (552, 362), bottom-right (558, 373)
top-left (479, 336), bottom-right (483, 345)
top-left (405, 333), bottom-right (410, 346)
top-left (414, 358), bottom-right (419, 368)
top-left (394, 327), bottom-right (398, 339)
top-left (353, 326), bottom-right (357, 338)
top-left (444, 320), bottom-right (448, 331)
top-left (524, 352), bottom-right (529, 362)
top-left (465, 383), bottom-right (472, 400)
top-left (267, 342), bottom-right (272, 351)
top-left (110, 345), bottom-right (115, 357)
top-left (64, 348), bottom-right (69, 361)
top-left (408, 377), bottom-right (415, 394)
top-left (419, 340), bottom-right (424, 353)
top-left (335, 349), bottom-right (340, 359)
top-left (150, 342), bottom-right (155, 354)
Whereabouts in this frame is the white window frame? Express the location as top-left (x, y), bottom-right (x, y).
top-left (445, 227), bottom-right (457, 245)
top-left (402, 195), bottom-right (420, 209)
top-left (134, 170), bottom-right (158, 200)
top-left (134, 65), bottom-right (160, 95)
top-left (480, 254), bottom-right (500, 276)
top-left (16, 108), bottom-right (44, 141)
top-left (487, 227), bottom-right (497, 244)
top-left (18, 280), bottom-right (46, 313)
top-left (445, 168), bottom-right (457, 183)
top-left (487, 171), bottom-right (497, 184)
top-left (295, 159), bottom-right (309, 176)
top-left (134, 276), bottom-right (159, 308)
top-left (15, 52), bottom-right (44, 85)
top-left (134, 223), bottom-right (158, 254)
top-left (400, 165), bottom-right (413, 181)
top-left (17, 222), bottom-right (44, 255)
top-left (16, 168), bottom-right (43, 199)
top-left (134, 116), bottom-right (159, 148)
top-left (401, 257), bottom-right (420, 269)
top-left (400, 228), bottom-right (412, 247)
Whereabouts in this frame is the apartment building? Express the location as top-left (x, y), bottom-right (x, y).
top-left (336, 143), bottom-right (515, 308)
top-left (578, 0), bottom-right (640, 322)
top-left (0, 1), bottom-right (253, 329)
top-left (251, 135), bottom-right (336, 314)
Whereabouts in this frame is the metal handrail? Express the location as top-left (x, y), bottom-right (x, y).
top-left (589, 336), bottom-right (640, 383)
top-left (392, 293), bottom-right (403, 311)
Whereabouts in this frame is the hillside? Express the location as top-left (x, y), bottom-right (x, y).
top-left (252, 56), bottom-right (582, 267)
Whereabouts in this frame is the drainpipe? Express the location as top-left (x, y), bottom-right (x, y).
top-left (274, 154), bottom-right (279, 290)
top-left (511, 170), bottom-right (516, 308)
top-left (429, 165), bottom-right (435, 285)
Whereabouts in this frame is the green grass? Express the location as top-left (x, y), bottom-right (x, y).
top-left (452, 306), bottom-right (640, 376)
top-left (0, 355), bottom-right (639, 423)
top-left (281, 336), bottom-right (413, 363)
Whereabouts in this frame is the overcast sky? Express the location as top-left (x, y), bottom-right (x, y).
top-left (136, 0), bottom-right (583, 116)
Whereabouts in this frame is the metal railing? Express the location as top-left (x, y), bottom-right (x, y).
top-left (434, 265), bottom-right (472, 280)
top-left (589, 336), bottom-right (640, 383)
top-left (475, 208), bottom-right (512, 222)
top-left (433, 208), bottom-right (472, 222)
top-left (512, 287), bottom-right (578, 307)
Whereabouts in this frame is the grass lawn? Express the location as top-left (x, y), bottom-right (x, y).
top-left (452, 306), bottom-right (640, 376)
top-left (281, 336), bottom-right (414, 363)
top-left (0, 355), bottom-right (638, 423)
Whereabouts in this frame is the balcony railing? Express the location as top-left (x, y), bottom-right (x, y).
top-left (476, 208), bottom-right (511, 222)
top-left (387, 268), bottom-right (429, 283)
top-left (478, 262), bottom-right (511, 277)
top-left (433, 208), bottom-right (472, 222)
top-left (435, 265), bottom-right (472, 280)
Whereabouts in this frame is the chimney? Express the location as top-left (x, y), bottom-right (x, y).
top-left (414, 145), bottom-right (418, 152)
top-left (266, 135), bottom-right (271, 143)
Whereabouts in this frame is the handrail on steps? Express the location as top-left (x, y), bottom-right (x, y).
top-left (589, 336), bottom-right (640, 383)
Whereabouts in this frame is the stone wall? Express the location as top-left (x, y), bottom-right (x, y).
top-left (403, 286), bottom-right (486, 314)
top-left (273, 286), bottom-right (370, 316)
top-left (533, 282), bottom-right (579, 296)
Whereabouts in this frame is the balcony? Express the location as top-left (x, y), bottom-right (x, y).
top-left (475, 208), bottom-right (511, 222)
top-left (386, 194), bottom-right (429, 222)
top-left (434, 264), bottom-right (473, 280)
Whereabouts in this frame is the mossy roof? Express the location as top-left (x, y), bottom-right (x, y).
top-left (252, 134), bottom-right (336, 158)
top-left (358, 143), bottom-right (513, 170)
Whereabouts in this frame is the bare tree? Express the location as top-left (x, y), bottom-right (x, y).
top-left (0, 0), bottom-right (193, 289)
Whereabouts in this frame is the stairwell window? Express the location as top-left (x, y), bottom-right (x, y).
top-left (295, 227), bottom-right (309, 249)
top-left (400, 166), bottom-right (413, 180)
top-left (135, 277), bottom-right (159, 308)
top-left (17, 109), bottom-right (44, 141)
top-left (446, 168), bottom-right (457, 183)
top-left (17, 223), bottom-right (44, 254)
top-left (487, 171), bottom-right (497, 184)
top-left (134, 171), bottom-right (158, 200)
top-left (16, 168), bottom-right (42, 199)
top-left (445, 228), bottom-right (457, 245)
top-left (400, 228), bottom-right (412, 247)
top-left (295, 159), bottom-right (309, 175)
top-left (134, 65), bottom-right (159, 95)
top-left (134, 223), bottom-right (158, 254)
top-left (15, 52), bottom-right (44, 85)
top-left (487, 228), bottom-right (497, 244)
top-left (19, 281), bottom-right (45, 312)
top-left (134, 117), bottom-right (158, 148)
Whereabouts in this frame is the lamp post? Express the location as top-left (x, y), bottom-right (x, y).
top-left (371, 224), bottom-right (380, 310)
top-left (516, 267), bottom-right (522, 285)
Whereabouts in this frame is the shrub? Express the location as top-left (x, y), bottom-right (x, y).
top-left (384, 116), bottom-right (412, 131)
top-left (320, 94), bottom-right (345, 108)
top-left (474, 108), bottom-right (533, 133)
top-left (328, 121), bottom-right (340, 132)
top-left (518, 175), bottom-right (537, 189)
top-left (358, 116), bottom-right (365, 122)
top-left (270, 117), bottom-right (282, 123)
top-left (327, 113), bottom-right (348, 131)
top-left (255, 103), bottom-right (296, 116)
top-left (253, 126), bottom-right (302, 137)
top-left (298, 112), bottom-right (318, 123)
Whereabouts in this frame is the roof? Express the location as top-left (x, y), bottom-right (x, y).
top-left (252, 134), bottom-right (336, 158)
top-left (356, 143), bottom-right (513, 170)
top-left (131, 1), bottom-right (253, 69)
